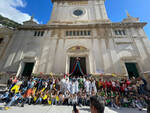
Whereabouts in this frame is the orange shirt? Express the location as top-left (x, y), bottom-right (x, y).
top-left (99, 81), bottom-right (103, 86)
top-left (23, 88), bottom-right (33, 98)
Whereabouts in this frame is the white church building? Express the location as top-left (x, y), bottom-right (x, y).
top-left (0, 0), bottom-right (150, 79)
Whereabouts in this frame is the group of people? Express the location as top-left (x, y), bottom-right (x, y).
top-left (0, 74), bottom-right (149, 112)
top-left (97, 77), bottom-right (150, 110)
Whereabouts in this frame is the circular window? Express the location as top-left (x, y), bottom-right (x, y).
top-left (73, 9), bottom-right (84, 16)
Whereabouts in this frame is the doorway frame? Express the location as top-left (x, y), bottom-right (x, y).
top-left (121, 57), bottom-right (142, 78)
top-left (66, 53), bottom-right (90, 74)
top-left (16, 57), bottom-right (36, 77)
top-left (69, 56), bottom-right (87, 75)
top-left (22, 62), bottom-right (35, 77)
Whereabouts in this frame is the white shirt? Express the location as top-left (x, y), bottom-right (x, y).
top-left (84, 80), bottom-right (90, 93)
top-left (75, 80), bottom-right (79, 93)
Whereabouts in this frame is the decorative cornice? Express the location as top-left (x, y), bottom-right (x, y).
top-left (51, 0), bottom-right (105, 3)
top-left (18, 22), bottom-right (147, 30)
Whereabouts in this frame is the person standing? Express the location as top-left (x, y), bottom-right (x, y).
top-left (84, 79), bottom-right (90, 93)
top-left (75, 79), bottom-right (79, 93)
top-left (91, 78), bottom-right (97, 93)
top-left (71, 81), bottom-right (76, 94)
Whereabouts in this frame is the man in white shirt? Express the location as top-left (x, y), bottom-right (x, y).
top-left (75, 79), bottom-right (79, 93)
top-left (84, 79), bottom-right (90, 93)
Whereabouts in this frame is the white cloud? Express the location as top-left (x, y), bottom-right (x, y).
top-left (0, 0), bottom-right (39, 24)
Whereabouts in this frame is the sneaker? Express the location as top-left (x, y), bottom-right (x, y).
top-left (117, 106), bottom-right (120, 109)
top-left (139, 108), bottom-right (143, 111)
top-left (21, 104), bottom-right (24, 107)
top-left (79, 104), bottom-right (82, 107)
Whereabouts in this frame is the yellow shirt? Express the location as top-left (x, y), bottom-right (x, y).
top-left (34, 96), bottom-right (37, 102)
top-left (48, 100), bottom-right (52, 105)
top-left (11, 85), bottom-right (20, 94)
top-left (43, 95), bottom-right (48, 100)
top-left (56, 96), bottom-right (59, 101)
top-left (32, 88), bottom-right (37, 96)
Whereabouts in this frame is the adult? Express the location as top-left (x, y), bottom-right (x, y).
top-left (71, 80), bottom-right (76, 94)
top-left (84, 79), bottom-right (90, 93)
top-left (90, 96), bottom-right (105, 113)
top-left (75, 79), bottom-right (79, 93)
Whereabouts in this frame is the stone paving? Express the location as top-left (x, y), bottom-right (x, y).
top-left (0, 104), bottom-right (147, 113)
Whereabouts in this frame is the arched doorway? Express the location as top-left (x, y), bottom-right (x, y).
top-left (66, 46), bottom-right (89, 76)
top-left (69, 57), bottom-right (86, 76)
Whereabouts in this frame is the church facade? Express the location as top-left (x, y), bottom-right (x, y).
top-left (0, 0), bottom-right (150, 79)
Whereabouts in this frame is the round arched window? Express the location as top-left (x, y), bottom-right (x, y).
top-left (73, 9), bottom-right (84, 16)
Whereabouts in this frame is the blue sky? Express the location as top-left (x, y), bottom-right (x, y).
top-left (0, 0), bottom-right (150, 39)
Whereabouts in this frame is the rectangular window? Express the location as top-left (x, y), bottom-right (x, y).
top-left (0, 38), bottom-right (4, 44)
top-left (84, 31), bottom-right (87, 36)
top-left (65, 30), bottom-right (92, 37)
top-left (41, 31), bottom-right (44, 36)
top-left (118, 30), bottom-right (122, 35)
top-left (66, 31), bottom-right (69, 36)
top-left (77, 31), bottom-right (79, 36)
top-left (81, 31), bottom-right (83, 36)
top-left (122, 30), bottom-right (126, 35)
top-left (73, 31), bottom-right (76, 36)
top-left (38, 31), bottom-right (40, 36)
top-left (115, 30), bottom-right (118, 35)
top-left (69, 31), bottom-right (72, 36)
top-left (34, 31), bottom-right (37, 36)
top-left (88, 31), bottom-right (91, 36)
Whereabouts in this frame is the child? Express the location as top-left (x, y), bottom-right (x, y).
top-left (68, 94), bottom-right (73, 105)
top-left (72, 94), bottom-right (78, 105)
top-left (115, 95), bottom-right (121, 109)
top-left (42, 91), bottom-right (49, 104)
top-left (58, 92), bottom-right (64, 105)
top-left (105, 97), bottom-right (112, 107)
top-left (51, 91), bottom-right (57, 105)
top-left (81, 92), bottom-right (87, 106)
top-left (122, 96), bottom-right (130, 107)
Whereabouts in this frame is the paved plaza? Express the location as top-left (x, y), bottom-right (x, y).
top-left (0, 104), bottom-right (147, 113)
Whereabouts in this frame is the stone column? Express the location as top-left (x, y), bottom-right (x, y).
top-left (93, 39), bottom-right (104, 73)
top-left (65, 55), bottom-right (69, 74)
top-left (16, 61), bottom-right (24, 77)
top-left (109, 38), bottom-right (125, 75)
top-left (134, 38), bottom-right (150, 72)
top-left (88, 51), bottom-right (94, 74)
top-left (32, 58), bottom-right (38, 74)
top-left (101, 39), bottom-right (112, 73)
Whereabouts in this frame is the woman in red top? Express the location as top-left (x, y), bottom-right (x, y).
top-left (102, 80), bottom-right (106, 89)
top-left (109, 81), bottom-right (112, 89)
